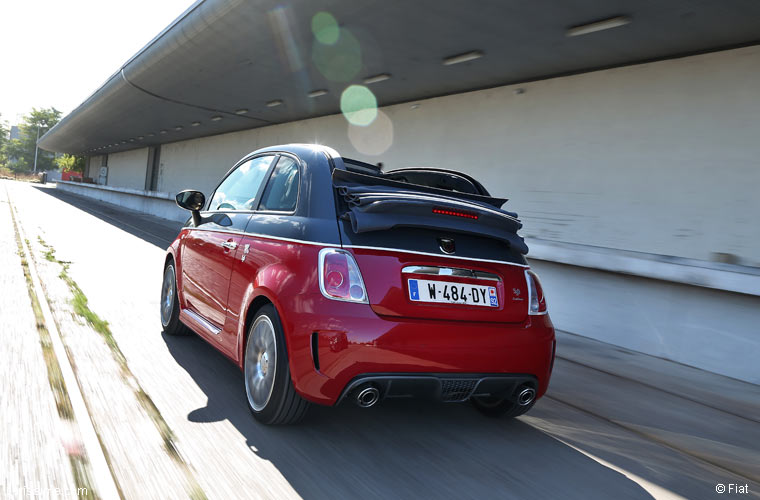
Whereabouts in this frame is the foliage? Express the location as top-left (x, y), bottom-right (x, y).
top-left (0, 114), bottom-right (8, 167)
top-left (1, 107), bottom-right (62, 172)
top-left (55, 154), bottom-right (86, 173)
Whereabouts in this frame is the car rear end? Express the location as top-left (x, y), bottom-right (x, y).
top-left (308, 159), bottom-right (555, 409)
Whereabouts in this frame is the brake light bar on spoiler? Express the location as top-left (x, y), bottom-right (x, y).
top-left (432, 207), bottom-right (478, 219)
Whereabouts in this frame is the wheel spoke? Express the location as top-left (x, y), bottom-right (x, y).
top-left (244, 314), bottom-right (278, 412)
top-left (160, 266), bottom-right (175, 325)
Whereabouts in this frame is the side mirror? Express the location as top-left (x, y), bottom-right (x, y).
top-left (176, 190), bottom-right (205, 226)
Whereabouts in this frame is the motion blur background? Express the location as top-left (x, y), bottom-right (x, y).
top-left (36, 0), bottom-right (760, 383)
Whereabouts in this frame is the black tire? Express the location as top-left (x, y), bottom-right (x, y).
top-left (471, 395), bottom-right (535, 418)
top-left (160, 261), bottom-right (190, 336)
top-left (244, 304), bottom-right (309, 425)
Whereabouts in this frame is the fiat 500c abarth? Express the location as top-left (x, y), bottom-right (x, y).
top-left (161, 144), bottom-right (555, 424)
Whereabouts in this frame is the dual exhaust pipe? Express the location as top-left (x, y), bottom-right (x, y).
top-left (351, 383), bottom-right (536, 408)
top-left (353, 384), bottom-right (381, 408)
top-left (516, 386), bottom-right (536, 406)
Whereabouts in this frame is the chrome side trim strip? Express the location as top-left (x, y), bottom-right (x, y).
top-left (344, 245), bottom-right (529, 268)
top-left (182, 308), bottom-right (222, 335)
top-left (183, 226), bottom-right (338, 247)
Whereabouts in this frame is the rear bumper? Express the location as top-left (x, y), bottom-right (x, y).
top-left (284, 296), bottom-right (556, 406)
top-left (339, 373), bottom-right (538, 404)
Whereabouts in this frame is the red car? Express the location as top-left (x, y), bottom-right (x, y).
top-left (161, 144), bottom-right (555, 424)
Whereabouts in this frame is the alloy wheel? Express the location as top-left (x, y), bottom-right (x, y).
top-left (245, 315), bottom-right (278, 411)
top-left (160, 265), bottom-right (176, 327)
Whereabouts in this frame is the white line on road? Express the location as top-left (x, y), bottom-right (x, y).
top-left (549, 433), bottom-right (689, 500)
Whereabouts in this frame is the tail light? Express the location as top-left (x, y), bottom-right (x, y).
top-left (525, 270), bottom-right (547, 315)
top-left (318, 248), bottom-right (368, 303)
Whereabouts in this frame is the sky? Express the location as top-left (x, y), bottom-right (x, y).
top-left (0, 0), bottom-right (196, 126)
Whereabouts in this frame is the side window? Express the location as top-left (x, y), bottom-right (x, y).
top-left (208, 155), bottom-right (274, 211)
top-left (259, 156), bottom-right (300, 212)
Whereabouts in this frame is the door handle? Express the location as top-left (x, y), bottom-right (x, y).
top-left (221, 240), bottom-right (238, 250)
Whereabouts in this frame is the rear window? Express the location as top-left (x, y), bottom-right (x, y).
top-left (259, 156), bottom-right (299, 212)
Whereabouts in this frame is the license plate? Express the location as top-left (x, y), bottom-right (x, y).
top-left (408, 279), bottom-right (498, 307)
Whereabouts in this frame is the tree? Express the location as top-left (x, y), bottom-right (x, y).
top-left (1, 107), bottom-right (62, 172)
top-left (0, 114), bottom-right (8, 168)
top-left (54, 154), bottom-right (85, 174)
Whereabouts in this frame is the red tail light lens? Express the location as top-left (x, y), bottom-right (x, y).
top-left (432, 207), bottom-right (478, 219)
top-left (319, 248), bottom-right (368, 303)
top-left (525, 270), bottom-right (547, 315)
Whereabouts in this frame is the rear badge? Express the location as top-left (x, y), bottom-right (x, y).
top-left (438, 237), bottom-right (456, 255)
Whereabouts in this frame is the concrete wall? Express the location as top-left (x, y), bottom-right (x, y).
top-left (108, 148), bottom-right (148, 190)
top-left (56, 181), bottom-right (187, 222)
top-left (157, 45), bottom-right (760, 267)
top-left (532, 259), bottom-right (760, 384)
top-left (88, 155), bottom-right (103, 180)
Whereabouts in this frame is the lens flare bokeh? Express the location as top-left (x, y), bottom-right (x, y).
top-left (340, 85), bottom-right (378, 126)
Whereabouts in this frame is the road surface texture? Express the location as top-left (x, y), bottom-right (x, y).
top-left (1, 184), bottom-right (80, 498)
top-left (2, 179), bottom-right (758, 500)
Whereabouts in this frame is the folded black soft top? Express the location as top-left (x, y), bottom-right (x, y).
top-left (333, 169), bottom-right (509, 209)
top-left (332, 169), bottom-right (528, 255)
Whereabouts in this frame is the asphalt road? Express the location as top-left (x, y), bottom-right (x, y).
top-left (4, 180), bottom-right (758, 500)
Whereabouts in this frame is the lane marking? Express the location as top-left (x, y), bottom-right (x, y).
top-left (556, 354), bottom-right (760, 425)
top-left (547, 432), bottom-right (689, 500)
top-left (544, 394), bottom-right (760, 484)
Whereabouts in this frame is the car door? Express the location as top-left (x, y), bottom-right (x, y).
top-left (180, 155), bottom-right (276, 344)
top-left (224, 154), bottom-right (303, 349)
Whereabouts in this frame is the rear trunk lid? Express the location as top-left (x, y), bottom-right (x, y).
top-left (351, 245), bottom-right (529, 323)
top-left (333, 167), bottom-right (530, 324)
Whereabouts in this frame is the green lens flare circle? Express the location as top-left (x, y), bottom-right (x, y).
top-left (340, 85), bottom-right (378, 126)
top-left (312, 28), bottom-right (362, 82)
top-left (312, 12), bottom-right (340, 45)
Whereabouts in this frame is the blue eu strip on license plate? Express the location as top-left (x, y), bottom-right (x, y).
top-left (409, 279), bottom-right (420, 301)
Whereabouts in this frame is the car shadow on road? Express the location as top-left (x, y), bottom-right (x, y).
top-left (162, 332), bottom-right (652, 500)
top-left (32, 185), bottom-right (183, 249)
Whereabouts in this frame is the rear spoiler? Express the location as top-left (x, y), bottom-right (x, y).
top-left (333, 170), bottom-right (528, 255)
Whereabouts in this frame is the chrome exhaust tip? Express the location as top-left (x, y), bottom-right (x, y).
top-left (516, 387), bottom-right (536, 406)
top-left (355, 385), bottom-right (381, 408)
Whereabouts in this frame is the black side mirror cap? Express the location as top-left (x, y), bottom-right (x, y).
top-left (176, 190), bottom-right (205, 226)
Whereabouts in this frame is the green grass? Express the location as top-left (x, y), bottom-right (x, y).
top-left (14, 222), bottom-right (74, 421)
top-left (37, 237), bottom-right (122, 359)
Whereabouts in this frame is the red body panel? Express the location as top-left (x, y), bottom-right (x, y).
top-left (171, 231), bottom-right (555, 406)
top-left (180, 229), bottom-right (242, 328)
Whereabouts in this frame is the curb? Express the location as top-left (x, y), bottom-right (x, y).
top-left (12, 201), bottom-right (121, 500)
